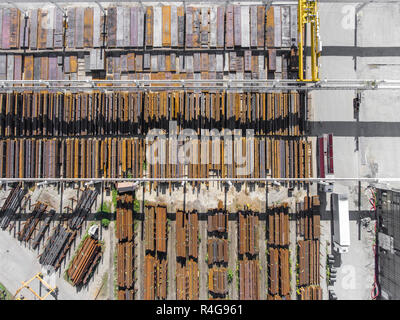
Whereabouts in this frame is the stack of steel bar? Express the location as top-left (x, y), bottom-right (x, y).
top-left (0, 91), bottom-right (304, 137)
top-left (207, 202), bottom-right (228, 299)
top-left (144, 253), bottom-right (168, 300)
top-left (176, 210), bottom-right (199, 300)
top-left (32, 209), bottom-right (55, 250)
top-left (296, 196), bottom-right (322, 299)
top-left (17, 202), bottom-right (47, 242)
top-left (144, 204), bottom-right (167, 300)
top-left (0, 5), bottom-right (297, 51)
top-left (67, 235), bottom-right (102, 286)
top-left (116, 191), bottom-right (136, 300)
top-left (68, 188), bottom-right (98, 230)
top-left (0, 137), bottom-right (312, 182)
top-left (0, 184), bottom-right (26, 230)
top-left (238, 209), bottom-right (260, 300)
top-left (267, 204), bottom-right (291, 300)
top-left (39, 223), bottom-right (77, 269)
top-left (298, 286), bottom-right (323, 300)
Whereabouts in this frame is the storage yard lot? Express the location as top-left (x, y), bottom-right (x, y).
top-left (0, 0), bottom-right (397, 301)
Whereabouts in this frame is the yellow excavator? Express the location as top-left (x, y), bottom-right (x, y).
top-left (298, 0), bottom-right (321, 81)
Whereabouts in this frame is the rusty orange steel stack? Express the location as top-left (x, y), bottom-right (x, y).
top-left (267, 203), bottom-right (291, 299)
top-left (66, 236), bottom-right (102, 286)
top-left (176, 210), bottom-right (199, 300)
top-left (296, 196), bottom-right (322, 300)
top-left (116, 191), bottom-right (136, 300)
top-left (238, 209), bottom-right (260, 300)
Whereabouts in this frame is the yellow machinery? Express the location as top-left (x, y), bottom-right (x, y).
top-left (298, 0), bottom-right (321, 81)
top-left (14, 273), bottom-right (57, 300)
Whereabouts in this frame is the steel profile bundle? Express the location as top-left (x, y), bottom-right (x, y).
top-left (239, 259), bottom-right (260, 300)
top-left (207, 238), bottom-right (228, 265)
top-left (208, 267), bottom-right (228, 297)
top-left (296, 196), bottom-right (320, 240)
top-left (116, 193), bottom-right (134, 242)
top-left (268, 203), bottom-right (289, 247)
top-left (18, 202), bottom-right (47, 242)
top-left (0, 91), bottom-right (304, 137)
top-left (31, 209), bottom-right (55, 250)
top-left (116, 191), bottom-right (136, 299)
top-left (176, 260), bottom-right (199, 300)
top-left (0, 184), bottom-right (26, 230)
top-left (39, 224), bottom-right (72, 267)
top-left (68, 188), bottom-right (98, 230)
top-left (238, 210), bottom-right (259, 256)
top-left (207, 208), bottom-right (228, 235)
top-left (67, 236), bottom-right (102, 286)
top-left (176, 210), bottom-right (198, 260)
top-left (298, 286), bottom-right (322, 300)
top-left (144, 253), bottom-right (167, 300)
top-left (0, 5), bottom-right (296, 51)
top-left (297, 240), bottom-right (320, 287)
top-left (144, 204), bottom-right (167, 254)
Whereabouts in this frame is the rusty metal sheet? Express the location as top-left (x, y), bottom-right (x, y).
top-left (177, 6), bottom-right (184, 47)
top-left (145, 6), bottom-right (153, 46)
top-left (6, 54), bottom-right (13, 80)
top-left (33, 56), bottom-right (40, 79)
top-left (257, 6), bottom-right (265, 49)
top-left (2, 8), bottom-right (10, 49)
top-left (13, 55), bottom-right (21, 80)
top-left (93, 7), bottom-right (101, 47)
top-left (162, 6), bottom-right (171, 47)
top-left (138, 7), bottom-right (144, 47)
top-left (171, 5), bottom-right (177, 47)
top-left (185, 7), bottom-right (193, 48)
top-left (120, 54), bottom-right (128, 72)
top-left (107, 7), bottom-right (116, 47)
top-left (66, 8), bottom-right (75, 48)
top-left (116, 7), bottom-right (124, 47)
top-left (40, 56), bottom-right (48, 80)
top-left (0, 54), bottom-right (7, 80)
top-left (266, 7), bottom-right (274, 48)
top-left (250, 6), bottom-right (257, 47)
top-left (274, 6), bottom-right (281, 47)
top-left (209, 7), bottom-right (217, 47)
top-left (193, 53), bottom-right (200, 73)
top-left (244, 50), bottom-right (251, 72)
top-left (127, 52), bottom-right (135, 71)
top-left (54, 8), bottom-right (64, 48)
top-left (84, 7), bottom-right (94, 48)
top-left (268, 49), bottom-right (276, 71)
top-left (201, 53), bottom-right (209, 72)
top-left (153, 6), bottom-right (162, 47)
top-left (192, 8), bottom-right (200, 47)
top-left (201, 7), bottom-right (209, 47)
top-left (130, 7), bottom-right (138, 47)
top-left (241, 6), bottom-right (250, 48)
top-left (135, 54), bottom-right (143, 71)
top-left (46, 7), bottom-right (54, 49)
top-left (229, 52), bottom-right (236, 72)
top-left (75, 7), bottom-right (84, 48)
top-left (143, 53), bottom-right (150, 70)
top-left (49, 55), bottom-right (57, 80)
top-left (123, 7), bottom-right (130, 47)
top-left (281, 6), bottom-right (291, 47)
top-left (9, 8), bottom-right (20, 49)
top-left (290, 5), bottom-right (297, 45)
top-left (233, 5), bottom-right (241, 47)
top-left (70, 55), bottom-right (78, 73)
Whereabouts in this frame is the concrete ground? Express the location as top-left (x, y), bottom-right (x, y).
top-left (311, 2), bottom-right (400, 299)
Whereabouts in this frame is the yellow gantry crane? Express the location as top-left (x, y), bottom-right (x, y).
top-left (13, 273), bottom-right (57, 300)
top-left (298, 0), bottom-right (322, 81)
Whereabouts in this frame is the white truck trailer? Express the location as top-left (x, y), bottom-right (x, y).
top-left (332, 193), bottom-right (350, 253)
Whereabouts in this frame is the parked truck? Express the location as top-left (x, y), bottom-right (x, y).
top-left (331, 193), bottom-right (350, 253)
